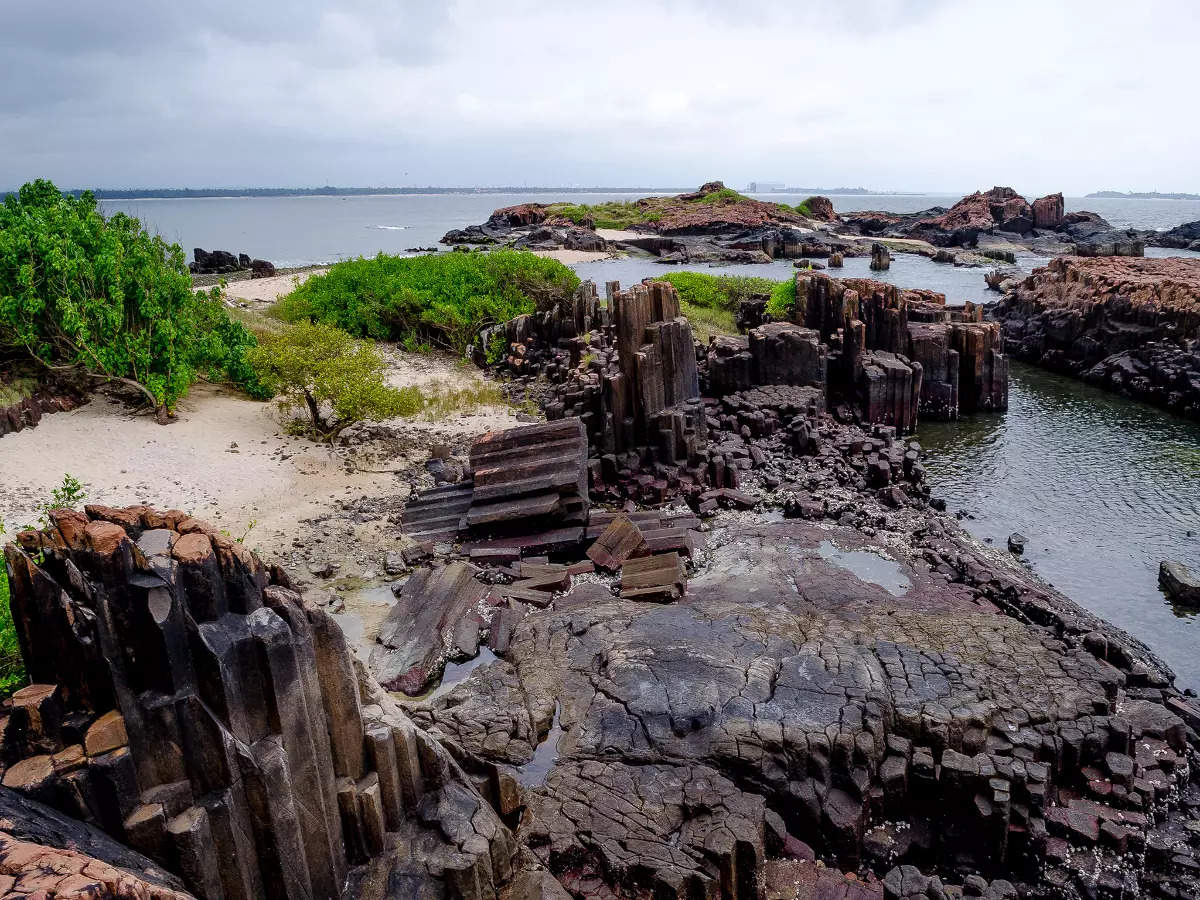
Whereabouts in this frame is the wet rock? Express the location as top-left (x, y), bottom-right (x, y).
top-left (1007, 532), bottom-right (1027, 555)
top-left (1159, 560), bottom-right (1200, 605)
top-left (373, 562), bottom-right (489, 695)
top-left (870, 242), bottom-right (891, 271)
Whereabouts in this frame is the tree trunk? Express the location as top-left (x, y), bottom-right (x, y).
top-left (155, 404), bottom-right (169, 425)
top-left (304, 391), bottom-right (323, 436)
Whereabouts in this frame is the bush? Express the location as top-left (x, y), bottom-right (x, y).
top-left (247, 321), bottom-right (422, 440)
top-left (657, 272), bottom-right (781, 313)
top-left (273, 250), bottom-right (580, 353)
top-left (0, 179), bottom-right (265, 420)
top-left (766, 278), bottom-right (798, 319)
top-left (0, 561), bottom-right (22, 699)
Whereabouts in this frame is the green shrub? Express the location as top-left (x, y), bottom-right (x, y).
top-left (657, 272), bottom-right (781, 313)
top-left (766, 278), bottom-right (798, 319)
top-left (247, 321), bottom-right (423, 440)
top-left (273, 250), bottom-right (579, 353)
top-left (0, 560), bottom-right (23, 699)
top-left (0, 180), bottom-right (265, 419)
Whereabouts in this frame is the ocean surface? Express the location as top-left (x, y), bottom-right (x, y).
top-left (100, 191), bottom-right (1200, 690)
top-left (100, 191), bottom-right (1200, 270)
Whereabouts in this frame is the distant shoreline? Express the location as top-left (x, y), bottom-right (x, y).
top-left (2, 186), bottom-right (947, 201)
top-left (1087, 190), bottom-right (1200, 201)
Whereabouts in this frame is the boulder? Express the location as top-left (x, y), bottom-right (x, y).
top-left (1159, 560), bottom-right (1200, 605)
top-left (1033, 192), bottom-right (1065, 229)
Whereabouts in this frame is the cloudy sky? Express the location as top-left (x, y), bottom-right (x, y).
top-left (2, 0), bottom-right (1196, 195)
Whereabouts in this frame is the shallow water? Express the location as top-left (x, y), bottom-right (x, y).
top-left (815, 540), bottom-right (911, 596)
top-left (518, 701), bottom-right (563, 787)
top-left (919, 363), bottom-right (1200, 688)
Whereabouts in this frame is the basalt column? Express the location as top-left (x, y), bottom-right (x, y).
top-left (2, 507), bottom-right (517, 900)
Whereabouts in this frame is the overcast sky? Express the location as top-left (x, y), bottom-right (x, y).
top-left (2, 0), bottom-right (1196, 195)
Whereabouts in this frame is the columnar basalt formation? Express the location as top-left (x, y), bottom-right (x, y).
top-left (392, 394), bottom-right (1200, 899)
top-left (1032, 192), bottom-right (1065, 229)
top-left (1, 508), bottom-right (517, 899)
top-left (787, 272), bottom-right (1008, 422)
top-left (994, 256), bottom-right (1200, 417)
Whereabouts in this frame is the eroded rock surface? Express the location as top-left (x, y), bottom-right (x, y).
top-left (994, 255), bottom-right (1200, 417)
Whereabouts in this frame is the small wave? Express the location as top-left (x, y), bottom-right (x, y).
top-left (370, 224), bottom-right (409, 231)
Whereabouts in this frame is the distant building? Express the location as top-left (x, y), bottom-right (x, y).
top-left (746, 181), bottom-right (785, 193)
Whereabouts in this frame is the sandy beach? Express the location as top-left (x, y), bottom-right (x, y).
top-left (0, 347), bottom-right (523, 579)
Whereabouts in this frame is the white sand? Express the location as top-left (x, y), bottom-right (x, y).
top-left (532, 248), bottom-right (614, 264)
top-left (0, 349), bottom-right (524, 565)
top-left (221, 269), bottom-right (326, 306)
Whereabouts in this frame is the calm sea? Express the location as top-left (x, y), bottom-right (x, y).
top-left (99, 190), bottom-right (1200, 689)
top-left (100, 192), bottom-right (1200, 270)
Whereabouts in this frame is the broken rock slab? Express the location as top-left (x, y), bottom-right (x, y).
top-left (373, 562), bottom-right (491, 696)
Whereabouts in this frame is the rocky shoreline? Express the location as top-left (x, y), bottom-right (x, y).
top-left (441, 182), bottom-right (1196, 272)
top-left (991, 256), bottom-right (1200, 419)
top-left (5, 272), bottom-right (1199, 899)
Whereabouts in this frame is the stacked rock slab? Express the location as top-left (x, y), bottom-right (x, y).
top-left (467, 419), bottom-right (590, 531)
top-left (1, 506), bottom-right (517, 899)
top-left (994, 256), bottom-right (1200, 418)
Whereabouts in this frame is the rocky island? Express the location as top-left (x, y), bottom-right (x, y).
top-left (444, 183), bottom-right (1167, 269)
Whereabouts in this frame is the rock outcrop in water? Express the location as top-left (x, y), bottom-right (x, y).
top-left (189, 249), bottom-right (276, 277)
top-left (843, 186), bottom-right (1143, 257)
top-left (442, 182), bottom-right (867, 265)
top-left (1145, 219), bottom-right (1200, 251)
top-left (993, 256), bottom-right (1200, 418)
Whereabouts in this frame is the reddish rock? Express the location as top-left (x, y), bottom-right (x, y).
top-left (802, 195), bottom-right (837, 222)
top-left (83, 521), bottom-right (128, 556)
top-left (1033, 192), bottom-right (1065, 229)
top-left (486, 203), bottom-right (548, 228)
top-left (170, 532), bottom-right (214, 564)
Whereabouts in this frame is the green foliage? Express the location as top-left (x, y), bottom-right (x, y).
top-left (247, 321), bottom-right (423, 440)
top-left (272, 250), bottom-right (579, 353)
top-left (766, 278), bottom-right (798, 320)
top-left (0, 180), bottom-right (265, 416)
top-left (0, 560), bottom-right (23, 699)
top-left (545, 200), bottom-right (650, 230)
top-left (657, 272), bottom-right (781, 312)
top-left (678, 300), bottom-right (737, 341)
top-left (484, 332), bottom-right (507, 366)
top-left (0, 376), bottom-right (36, 407)
top-left (39, 473), bottom-right (86, 527)
top-left (696, 187), bottom-right (745, 204)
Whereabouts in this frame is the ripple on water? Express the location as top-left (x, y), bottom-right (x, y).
top-left (920, 361), bottom-right (1200, 689)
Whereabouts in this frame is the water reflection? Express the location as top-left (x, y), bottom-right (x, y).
top-left (920, 362), bottom-right (1200, 688)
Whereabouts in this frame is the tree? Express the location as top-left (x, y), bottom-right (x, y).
top-left (0, 179), bottom-right (264, 422)
top-left (246, 321), bottom-right (422, 440)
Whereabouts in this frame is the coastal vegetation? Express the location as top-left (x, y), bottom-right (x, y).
top-left (272, 250), bottom-right (579, 353)
top-left (655, 271), bottom-right (796, 337)
top-left (543, 184), bottom-right (813, 231)
top-left (0, 180), bottom-right (267, 421)
top-left (0, 558), bottom-right (21, 699)
top-left (246, 321), bottom-right (423, 440)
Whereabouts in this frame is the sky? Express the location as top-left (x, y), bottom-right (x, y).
top-left (2, 0), bottom-right (1197, 196)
